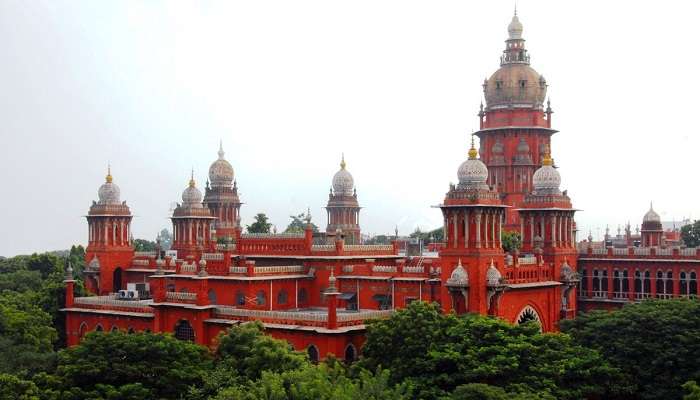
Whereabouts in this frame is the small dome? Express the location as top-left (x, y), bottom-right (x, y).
top-left (447, 259), bottom-right (469, 286)
top-left (332, 155), bottom-right (355, 196)
top-left (517, 137), bottom-right (530, 153)
top-left (88, 255), bottom-right (101, 271)
top-left (560, 259), bottom-right (577, 282)
top-left (532, 148), bottom-right (561, 195)
top-left (457, 138), bottom-right (489, 190)
top-left (508, 14), bottom-right (523, 39)
top-left (486, 259), bottom-right (502, 286)
top-left (182, 174), bottom-right (203, 208)
top-left (209, 141), bottom-right (234, 187)
top-left (97, 167), bottom-right (121, 205)
top-left (643, 203), bottom-right (661, 223)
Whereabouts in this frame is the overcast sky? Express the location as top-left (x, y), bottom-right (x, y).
top-left (0, 1), bottom-right (697, 256)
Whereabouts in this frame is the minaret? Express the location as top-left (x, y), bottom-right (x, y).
top-left (439, 137), bottom-right (507, 315)
top-left (84, 166), bottom-right (134, 295)
top-left (171, 171), bottom-right (216, 259)
top-left (476, 11), bottom-right (555, 229)
top-left (203, 141), bottom-right (242, 239)
top-left (326, 154), bottom-right (361, 244)
top-left (641, 202), bottom-right (663, 247)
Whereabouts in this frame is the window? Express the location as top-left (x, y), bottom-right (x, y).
top-left (495, 81), bottom-right (503, 90)
top-left (613, 270), bottom-right (624, 298)
top-left (691, 272), bottom-right (698, 296)
top-left (592, 269), bottom-right (603, 297)
top-left (665, 271), bottom-right (673, 297)
top-left (256, 290), bottom-right (266, 306)
top-left (127, 327), bottom-right (135, 334)
top-left (681, 272), bottom-right (688, 295)
top-left (236, 291), bottom-right (245, 306)
top-left (110, 325), bottom-right (119, 332)
top-left (298, 288), bottom-right (308, 304)
top-left (308, 345), bottom-right (320, 363)
top-left (208, 289), bottom-right (217, 305)
top-left (174, 320), bottom-right (195, 342)
top-left (344, 344), bottom-right (357, 363)
top-left (95, 324), bottom-right (103, 332)
top-left (519, 80), bottom-right (527, 89)
top-left (277, 289), bottom-right (288, 305)
top-left (166, 283), bottom-right (175, 292)
top-left (79, 322), bottom-right (88, 339)
top-left (579, 268), bottom-right (587, 296)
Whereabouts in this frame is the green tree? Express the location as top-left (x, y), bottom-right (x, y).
top-left (501, 231), bottom-right (522, 253)
top-left (285, 211), bottom-right (318, 234)
top-left (46, 331), bottom-right (212, 399)
top-left (0, 373), bottom-right (40, 400)
top-left (366, 235), bottom-right (391, 245)
top-left (132, 239), bottom-right (157, 251)
top-left (157, 228), bottom-right (172, 250)
top-left (247, 213), bottom-right (272, 234)
top-left (681, 220), bottom-right (700, 247)
top-left (360, 302), bottom-right (626, 399)
top-left (684, 381), bottom-right (700, 400)
top-left (561, 299), bottom-right (700, 400)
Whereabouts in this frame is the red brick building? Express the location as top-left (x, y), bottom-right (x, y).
top-left (64, 12), bottom-right (581, 360)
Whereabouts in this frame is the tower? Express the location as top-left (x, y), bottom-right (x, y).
top-left (439, 138), bottom-right (507, 315)
top-left (84, 167), bottom-right (134, 295)
top-left (203, 141), bottom-right (242, 239)
top-left (171, 172), bottom-right (216, 259)
top-left (641, 203), bottom-right (663, 247)
top-left (475, 11), bottom-right (555, 229)
top-left (326, 155), bottom-right (361, 244)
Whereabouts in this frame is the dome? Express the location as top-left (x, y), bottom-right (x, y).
top-left (447, 259), bottom-right (469, 286)
top-left (484, 65), bottom-right (547, 110)
top-left (332, 155), bottom-right (355, 196)
top-left (208, 141), bottom-right (234, 187)
top-left (517, 137), bottom-right (530, 153)
top-left (486, 259), bottom-right (502, 286)
top-left (87, 255), bottom-right (101, 271)
top-left (457, 138), bottom-right (489, 190)
top-left (643, 202), bottom-right (661, 223)
top-left (560, 259), bottom-right (578, 282)
top-left (97, 167), bottom-right (121, 205)
top-left (182, 174), bottom-right (203, 208)
top-left (532, 148), bottom-right (561, 195)
top-left (508, 14), bottom-right (523, 39)
top-left (492, 140), bottom-right (504, 154)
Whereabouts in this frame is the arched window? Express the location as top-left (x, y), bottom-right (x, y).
top-left (579, 268), bottom-right (587, 296)
top-left (634, 270), bottom-right (643, 299)
top-left (236, 291), bottom-right (246, 306)
top-left (601, 269), bottom-right (609, 294)
top-left (79, 322), bottom-right (88, 339)
top-left (622, 269), bottom-right (630, 294)
top-left (592, 269), bottom-right (602, 297)
top-left (127, 327), bottom-right (135, 334)
top-left (110, 325), bottom-right (119, 332)
top-left (690, 272), bottom-right (698, 297)
top-left (95, 324), bottom-right (104, 332)
top-left (656, 270), bottom-right (665, 297)
top-left (298, 288), bottom-right (308, 304)
top-left (256, 290), bottom-right (266, 306)
top-left (665, 271), bottom-right (673, 297)
top-left (174, 320), bottom-right (195, 342)
top-left (307, 345), bottom-right (320, 363)
top-left (344, 344), bottom-right (357, 363)
top-left (208, 289), bottom-right (217, 305)
top-left (613, 270), bottom-right (623, 298)
top-left (644, 271), bottom-right (651, 298)
top-left (277, 289), bottom-right (288, 305)
top-left (166, 283), bottom-right (175, 292)
top-left (113, 267), bottom-right (123, 292)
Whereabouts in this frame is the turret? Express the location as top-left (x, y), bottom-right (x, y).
top-left (171, 171), bottom-right (216, 259)
top-left (203, 141), bottom-right (242, 239)
top-left (326, 154), bottom-right (361, 244)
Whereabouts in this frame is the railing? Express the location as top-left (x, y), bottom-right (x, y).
top-left (312, 244), bottom-right (335, 252)
top-left (134, 251), bottom-right (157, 257)
top-left (372, 265), bottom-right (397, 273)
top-left (180, 263), bottom-right (197, 273)
top-left (403, 266), bottom-right (424, 274)
top-left (345, 245), bottom-right (393, 252)
top-left (503, 265), bottom-right (551, 284)
top-left (655, 293), bottom-right (674, 299)
top-left (592, 248), bottom-right (608, 255)
top-left (613, 291), bottom-right (630, 299)
top-left (634, 248), bottom-right (650, 256)
top-left (72, 296), bottom-right (153, 313)
top-left (242, 232), bottom-right (305, 238)
top-left (201, 253), bottom-right (224, 261)
top-left (592, 290), bottom-right (607, 298)
top-left (342, 265), bottom-right (354, 273)
top-left (132, 259), bottom-right (150, 267)
top-left (657, 248), bottom-right (673, 256)
top-left (634, 292), bottom-right (652, 300)
top-left (216, 243), bottom-right (237, 251)
top-left (229, 266), bottom-right (247, 274)
top-left (254, 265), bottom-right (304, 274)
top-left (214, 307), bottom-right (394, 327)
top-left (681, 248), bottom-right (698, 256)
top-left (166, 291), bottom-right (197, 302)
top-left (613, 248), bottom-right (628, 255)
top-left (517, 256), bottom-right (537, 265)
top-left (337, 309), bottom-right (394, 322)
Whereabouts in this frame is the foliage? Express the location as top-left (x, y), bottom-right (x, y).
top-left (561, 299), bottom-right (700, 400)
top-left (409, 227), bottom-right (443, 244)
top-left (0, 373), bottom-right (40, 400)
top-left (681, 220), bottom-right (700, 248)
top-left (132, 239), bottom-right (156, 252)
top-left (247, 213), bottom-right (273, 234)
top-left (501, 231), bottom-right (522, 253)
top-left (684, 381), bottom-right (700, 400)
top-left (285, 211), bottom-right (319, 234)
top-left (366, 235), bottom-right (391, 245)
top-left (44, 331), bottom-right (212, 399)
top-left (360, 301), bottom-right (626, 399)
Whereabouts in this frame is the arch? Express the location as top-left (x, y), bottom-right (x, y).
top-left (78, 322), bottom-right (88, 339)
top-left (277, 289), bottom-right (288, 305)
top-left (681, 271), bottom-right (689, 295)
top-left (344, 344), bottom-right (357, 363)
top-left (256, 290), bottom-right (266, 306)
top-left (174, 320), bottom-right (195, 342)
top-left (235, 291), bottom-right (245, 306)
top-left (515, 305), bottom-right (542, 331)
top-left (166, 283), bottom-right (176, 292)
top-left (113, 267), bottom-right (123, 292)
top-left (691, 271), bottom-right (698, 297)
top-left (110, 325), bottom-right (119, 332)
top-left (665, 271), bottom-right (673, 297)
top-left (307, 344), bottom-right (320, 363)
top-left (208, 289), bottom-right (217, 305)
top-left (127, 327), bottom-right (135, 334)
top-left (95, 324), bottom-right (104, 332)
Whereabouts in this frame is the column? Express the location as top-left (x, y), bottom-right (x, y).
top-left (475, 211), bottom-right (482, 248)
top-left (484, 212), bottom-right (490, 248)
top-left (464, 210), bottom-right (470, 248)
top-left (453, 211), bottom-right (458, 248)
top-left (491, 212), bottom-right (496, 249)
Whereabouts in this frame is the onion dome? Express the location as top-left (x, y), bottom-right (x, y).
top-left (208, 141), bottom-right (234, 188)
top-left (181, 172), bottom-right (203, 208)
top-left (87, 255), bottom-right (101, 271)
top-left (560, 258), bottom-right (578, 282)
top-left (447, 259), bottom-right (469, 287)
top-left (532, 145), bottom-right (561, 195)
top-left (486, 259), bottom-right (502, 286)
top-left (97, 166), bottom-right (121, 205)
top-left (508, 11), bottom-right (523, 39)
top-left (643, 202), bottom-right (661, 223)
top-left (457, 137), bottom-right (489, 190)
top-left (332, 154), bottom-right (355, 196)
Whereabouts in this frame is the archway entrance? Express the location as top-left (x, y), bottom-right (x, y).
top-left (174, 320), bottom-right (195, 342)
top-left (516, 306), bottom-right (542, 331)
top-left (113, 268), bottom-right (123, 292)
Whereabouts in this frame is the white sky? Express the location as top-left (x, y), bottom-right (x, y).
top-left (1, 1), bottom-right (698, 256)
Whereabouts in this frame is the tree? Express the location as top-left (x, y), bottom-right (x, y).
top-left (681, 220), bottom-right (700, 247)
top-left (247, 213), bottom-right (272, 234)
top-left (409, 227), bottom-right (444, 244)
top-left (157, 228), bottom-right (172, 250)
top-left (285, 211), bottom-right (318, 234)
top-left (501, 231), bottom-right (522, 253)
top-left (47, 331), bottom-right (212, 399)
top-left (360, 302), bottom-right (626, 399)
top-left (0, 373), bottom-right (40, 400)
top-left (132, 239), bottom-right (157, 251)
top-left (561, 299), bottom-right (700, 400)
top-left (684, 381), bottom-right (700, 400)
top-left (366, 235), bottom-right (391, 245)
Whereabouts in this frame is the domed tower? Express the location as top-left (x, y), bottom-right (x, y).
top-left (325, 155), bottom-right (361, 244)
top-left (641, 203), bottom-right (663, 247)
top-left (476, 11), bottom-right (555, 229)
top-left (172, 172), bottom-right (216, 258)
top-left (203, 141), bottom-right (242, 239)
top-left (439, 137), bottom-right (507, 315)
top-left (84, 166), bottom-right (134, 295)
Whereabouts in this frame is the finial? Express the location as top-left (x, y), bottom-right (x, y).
top-left (340, 153), bottom-right (346, 169)
top-left (468, 135), bottom-right (478, 159)
top-left (305, 207), bottom-right (312, 224)
top-left (514, 2), bottom-right (517, 16)
top-left (218, 140), bottom-right (225, 160)
top-left (189, 168), bottom-right (195, 187)
top-left (65, 261), bottom-right (73, 280)
top-left (542, 144), bottom-right (553, 166)
top-left (649, 201), bottom-right (654, 211)
top-left (106, 163), bottom-right (113, 183)
top-left (457, 258), bottom-right (463, 267)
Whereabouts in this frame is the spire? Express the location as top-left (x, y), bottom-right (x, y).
top-left (340, 153), bottom-right (346, 170)
top-left (218, 139), bottom-right (225, 160)
top-left (189, 168), bottom-right (196, 188)
top-left (106, 163), bottom-right (113, 183)
top-left (542, 144), bottom-right (553, 166)
top-left (468, 135), bottom-right (478, 160)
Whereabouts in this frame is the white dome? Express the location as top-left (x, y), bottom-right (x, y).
top-left (209, 142), bottom-right (234, 187)
top-left (508, 14), bottom-right (523, 39)
top-left (182, 177), bottom-right (203, 207)
top-left (97, 170), bottom-right (120, 205)
top-left (457, 140), bottom-right (489, 190)
top-left (486, 259), bottom-right (502, 286)
top-left (447, 259), bottom-right (469, 286)
top-left (332, 156), bottom-right (354, 196)
top-left (532, 165), bottom-right (561, 194)
top-left (643, 203), bottom-right (661, 223)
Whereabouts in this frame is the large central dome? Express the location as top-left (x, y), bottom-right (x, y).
top-left (483, 13), bottom-right (547, 110)
top-left (209, 141), bottom-right (234, 188)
